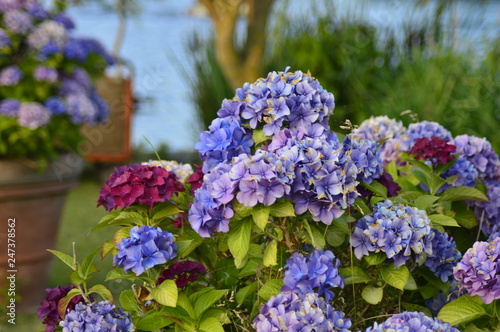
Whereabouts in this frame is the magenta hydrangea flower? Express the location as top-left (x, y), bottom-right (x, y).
top-left (365, 311), bottom-right (459, 332)
top-left (454, 236), bottom-right (500, 304)
top-left (114, 225), bottom-right (177, 276)
top-left (409, 136), bottom-right (457, 166)
top-left (97, 164), bottom-right (185, 211)
top-left (157, 260), bottom-right (207, 288)
top-left (37, 285), bottom-right (85, 332)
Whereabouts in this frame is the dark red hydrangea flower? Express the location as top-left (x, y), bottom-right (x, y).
top-left (185, 164), bottom-right (204, 194)
top-left (97, 164), bottom-right (185, 211)
top-left (409, 136), bottom-right (456, 165)
top-left (157, 261), bottom-right (207, 288)
top-left (37, 285), bottom-right (85, 332)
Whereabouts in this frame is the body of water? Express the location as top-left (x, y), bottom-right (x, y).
top-left (67, 0), bottom-right (500, 153)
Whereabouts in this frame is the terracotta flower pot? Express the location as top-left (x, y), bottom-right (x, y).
top-left (0, 154), bottom-right (83, 313)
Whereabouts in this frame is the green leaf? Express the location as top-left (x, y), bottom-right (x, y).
top-left (354, 198), bottom-right (371, 215)
top-left (136, 312), bottom-right (173, 331)
top-left (238, 258), bottom-right (259, 278)
top-left (70, 270), bottom-right (84, 285)
top-left (325, 225), bottom-right (347, 247)
top-left (228, 218), bottom-right (252, 268)
top-left (401, 303), bottom-right (432, 317)
top-left (151, 279), bottom-right (178, 307)
top-left (386, 161), bottom-right (398, 179)
top-left (361, 285), bottom-right (383, 305)
top-left (258, 279), bottom-right (284, 301)
top-left (79, 245), bottom-right (101, 279)
top-left (108, 211), bottom-right (145, 226)
top-left (47, 249), bottom-right (75, 270)
top-left (194, 289), bottom-right (228, 319)
top-left (232, 201), bottom-right (253, 220)
top-left (339, 267), bottom-right (372, 285)
top-left (199, 317), bottom-right (225, 332)
top-left (105, 268), bottom-right (136, 281)
top-left (101, 240), bottom-right (115, 259)
top-left (90, 210), bottom-right (120, 233)
top-left (252, 129), bottom-right (270, 146)
top-left (177, 229), bottom-right (204, 258)
top-left (361, 181), bottom-right (388, 197)
top-left (414, 195), bottom-right (439, 210)
top-left (119, 290), bottom-right (141, 313)
top-left (453, 202), bottom-right (478, 229)
top-left (201, 308), bottom-right (230, 325)
top-left (88, 284), bottom-right (113, 302)
top-left (302, 220), bottom-right (326, 249)
top-left (176, 292), bottom-right (195, 319)
top-left (439, 186), bottom-right (488, 203)
top-left (151, 202), bottom-right (182, 220)
top-left (263, 240), bottom-right (278, 267)
top-left (381, 264), bottom-right (409, 291)
top-left (429, 214), bottom-right (460, 227)
top-left (404, 274), bottom-right (418, 290)
top-left (236, 282), bottom-right (257, 304)
top-left (58, 288), bottom-right (82, 319)
top-left (364, 252), bottom-right (387, 266)
top-left (252, 205), bottom-right (271, 231)
top-left (114, 227), bottom-right (132, 245)
top-left (269, 200), bottom-right (295, 217)
top-left (438, 295), bottom-right (487, 326)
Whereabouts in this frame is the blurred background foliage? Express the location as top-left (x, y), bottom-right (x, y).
top-left (188, 0), bottom-right (499, 150)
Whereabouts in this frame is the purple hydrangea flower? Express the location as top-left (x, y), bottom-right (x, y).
top-left (365, 311), bottom-right (459, 332)
top-left (0, 98), bottom-right (20, 116)
top-left (441, 156), bottom-right (478, 190)
top-left (0, 0), bottom-right (23, 12)
top-left (0, 65), bottom-right (23, 85)
top-left (350, 200), bottom-right (434, 268)
top-left (424, 229), bottom-right (462, 282)
top-left (60, 301), bottom-right (133, 332)
top-left (354, 116), bottom-right (407, 142)
top-left (37, 285), bottom-right (85, 332)
top-left (282, 249), bottom-right (344, 301)
top-left (340, 134), bottom-right (383, 184)
top-left (0, 28), bottom-right (11, 47)
top-left (34, 65), bottom-right (58, 82)
top-left (470, 180), bottom-right (500, 238)
top-left (113, 225), bottom-right (177, 276)
top-left (64, 37), bottom-right (114, 65)
top-left (3, 9), bottom-right (33, 34)
top-left (28, 20), bottom-right (68, 51)
top-left (65, 93), bottom-right (98, 125)
top-left (407, 121), bottom-right (453, 143)
top-left (454, 236), bottom-right (500, 304)
top-left (253, 291), bottom-right (351, 332)
top-left (18, 102), bottom-right (51, 129)
top-left (25, 1), bottom-right (49, 19)
top-left (452, 134), bottom-right (500, 182)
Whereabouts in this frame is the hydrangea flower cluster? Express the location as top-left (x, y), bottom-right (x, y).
top-left (364, 311), bottom-right (459, 332)
top-left (454, 236), bottom-right (500, 304)
top-left (424, 229), bottom-right (462, 282)
top-left (350, 200), bottom-right (434, 268)
top-left (340, 134), bottom-right (383, 184)
top-left (452, 135), bottom-right (500, 182)
top-left (282, 249), bottom-right (344, 301)
top-left (37, 285), bottom-right (85, 332)
top-left (113, 226), bottom-right (177, 276)
top-left (60, 301), bottom-right (133, 332)
top-left (409, 136), bottom-right (457, 166)
top-left (252, 291), bottom-right (351, 332)
top-left (142, 160), bottom-right (194, 182)
top-left (0, 0), bottom-right (113, 134)
top-left (471, 180), bottom-right (500, 238)
top-left (97, 164), bottom-right (185, 211)
top-left (157, 260), bottom-right (207, 288)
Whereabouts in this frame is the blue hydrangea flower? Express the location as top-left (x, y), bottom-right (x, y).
top-left (0, 98), bottom-right (20, 117)
top-left (3, 9), bottom-right (33, 34)
top-left (340, 134), bottom-right (383, 184)
top-left (34, 65), bottom-right (58, 82)
top-left (17, 102), bottom-right (51, 129)
top-left (0, 28), bottom-right (11, 47)
top-left (407, 121), bottom-right (453, 143)
top-left (0, 65), bottom-right (23, 85)
top-left (25, 1), bottom-right (49, 19)
top-left (253, 291), bottom-right (351, 332)
top-left (60, 301), bottom-right (133, 332)
top-left (45, 97), bottom-right (66, 115)
top-left (454, 236), bottom-right (500, 304)
top-left (440, 156), bottom-right (478, 190)
top-left (63, 37), bottom-right (115, 65)
top-left (113, 226), bottom-right (177, 276)
top-left (52, 13), bottom-right (75, 30)
top-left (424, 229), bottom-right (461, 282)
top-left (282, 249), bottom-right (344, 301)
top-left (452, 134), bottom-right (500, 182)
top-left (350, 200), bottom-right (434, 268)
top-left (65, 93), bottom-right (98, 125)
top-left (364, 311), bottom-right (459, 332)
top-left (28, 20), bottom-right (68, 51)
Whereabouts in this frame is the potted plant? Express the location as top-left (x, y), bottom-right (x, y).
top-left (39, 69), bottom-right (500, 331)
top-left (0, 0), bottom-right (113, 312)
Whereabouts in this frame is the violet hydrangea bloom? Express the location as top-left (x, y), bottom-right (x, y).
top-left (340, 134), bottom-right (383, 184)
top-left (454, 236), bottom-right (500, 304)
top-left (350, 200), bottom-right (434, 268)
top-left (113, 225), bottom-right (177, 276)
top-left (60, 301), bottom-right (133, 332)
top-left (3, 9), bottom-right (33, 34)
top-left (0, 98), bottom-right (20, 116)
top-left (0, 27), bottom-right (11, 47)
top-left (253, 291), bottom-right (351, 332)
top-left (470, 180), bottom-right (500, 238)
top-left (282, 249), bottom-right (344, 301)
top-left (34, 65), bottom-right (58, 82)
top-left (157, 260), bottom-right (207, 288)
top-left (18, 102), bottom-right (51, 129)
top-left (37, 285), bottom-right (85, 332)
top-left (97, 164), bottom-right (185, 211)
top-left (407, 121), bottom-right (453, 143)
top-left (424, 229), bottom-right (462, 283)
top-left (364, 311), bottom-right (459, 332)
top-left (45, 96), bottom-right (66, 115)
top-left (0, 65), bottom-right (23, 85)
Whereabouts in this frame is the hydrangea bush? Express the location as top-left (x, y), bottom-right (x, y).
top-left (41, 69), bottom-right (500, 331)
top-left (0, 0), bottom-right (113, 165)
